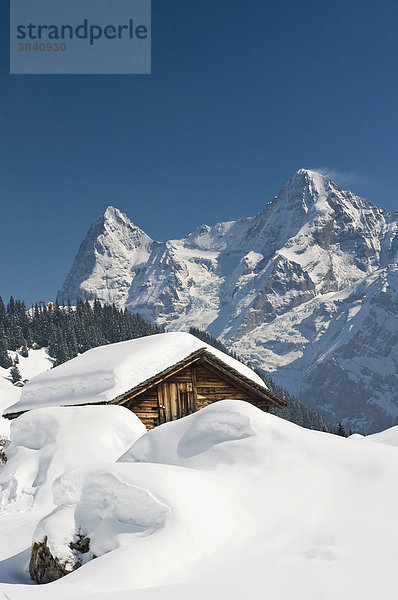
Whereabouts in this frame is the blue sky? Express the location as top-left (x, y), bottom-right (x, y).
top-left (1, 0), bottom-right (398, 305)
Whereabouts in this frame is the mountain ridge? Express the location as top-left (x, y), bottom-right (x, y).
top-left (57, 170), bottom-right (398, 432)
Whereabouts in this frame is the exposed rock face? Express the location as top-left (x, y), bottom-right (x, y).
top-left (57, 170), bottom-right (398, 432)
top-left (30, 533), bottom-right (91, 584)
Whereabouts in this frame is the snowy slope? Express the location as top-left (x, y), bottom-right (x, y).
top-left (364, 424), bottom-right (398, 447)
top-left (57, 170), bottom-right (398, 432)
top-left (1, 401), bottom-right (398, 599)
top-left (0, 348), bottom-right (54, 438)
top-left (237, 266), bottom-right (398, 432)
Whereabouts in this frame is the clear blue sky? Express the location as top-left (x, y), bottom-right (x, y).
top-left (1, 0), bottom-right (398, 306)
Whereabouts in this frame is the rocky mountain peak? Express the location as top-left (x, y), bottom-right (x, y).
top-left (103, 205), bottom-right (123, 220)
top-left (101, 206), bottom-right (149, 238)
top-left (275, 168), bottom-right (332, 211)
top-left (57, 207), bottom-right (154, 307)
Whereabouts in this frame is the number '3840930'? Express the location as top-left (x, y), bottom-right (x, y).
top-left (18, 42), bottom-right (67, 51)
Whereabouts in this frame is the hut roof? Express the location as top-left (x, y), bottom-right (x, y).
top-left (4, 333), bottom-right (282, 417)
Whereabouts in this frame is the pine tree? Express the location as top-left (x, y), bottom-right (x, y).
top-left (0, 340), bottom-right (12, 369)
top-left (7, 296), bottom-right (15, 314)
top-left (0, 296), bottom-right (6, 325)
top-left (10, 365), bottom-right (22, 384)
top-left (336, 422), bottom-right (348, 437)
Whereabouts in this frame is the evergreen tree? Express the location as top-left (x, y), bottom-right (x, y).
top-left (0, 340), bottom-right (13, 369)
top-left (7, 296), bottom-right (15, 314)
top-left (10, 365), bottom-right (22, 384)
top-left (0, 296), bottom-right (6, 325)
top-left (336, 422), bottom-right (348, 437)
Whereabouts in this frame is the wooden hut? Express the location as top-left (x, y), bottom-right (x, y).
top-left (111, 347), bottom-right (284, 429)
top-left (3, 333), bottom-right (285, 429)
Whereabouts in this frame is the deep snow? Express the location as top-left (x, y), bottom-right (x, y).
top-left (0, 406), bottom-right (145, 513)
top-left (0, 401), bottom-right (398, 600)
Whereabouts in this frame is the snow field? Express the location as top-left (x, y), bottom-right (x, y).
top-left (0, 400), bottom-right (398, 599)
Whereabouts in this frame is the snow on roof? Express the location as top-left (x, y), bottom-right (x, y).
top-left (4, 333), bottom-right (267, 415)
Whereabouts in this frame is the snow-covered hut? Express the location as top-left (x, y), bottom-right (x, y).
top-left (3, 332), bottom-right (284, 429)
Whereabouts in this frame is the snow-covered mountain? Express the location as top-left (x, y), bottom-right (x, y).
top-left (57, 170), bottom-right (398, 432)
top-left (58, 206), bottom-right (154, 307)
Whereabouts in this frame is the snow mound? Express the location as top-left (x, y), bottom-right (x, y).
top-left (0, 415), bottom-right (11, 440)
top-left (32, 465), bottom-right (170, 574)
top-left (178, 400), bottom-right (264, 457)
top-left (120, 400), bottom-right (272, 467)
top-left (4, 333), bottom-right (266, 415)
top-left (31, 461), bottom-right (238, 589)
top-left (0, 406), bottom-right (145, 512)
top-left (364, 425), bottom-right (398, 447)
top-left (348, 433), bottom-right (364, 440)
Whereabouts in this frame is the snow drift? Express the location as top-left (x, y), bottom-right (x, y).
top-left (18, 400), bottom-right (398, 599)
top-left (1, 401), bottom-right (398, 599)
top-left (0, 405), bottom-right (145, 512)
top-left (362, 424), bottom-right (398, 447)
top-left (30, 461), bottom-right (238, 587)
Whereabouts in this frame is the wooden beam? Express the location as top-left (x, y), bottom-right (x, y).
top-left (191, 365), bottom-right (198, 412)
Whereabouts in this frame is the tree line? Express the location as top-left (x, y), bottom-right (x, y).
top-left (0, 296), bottom-right (162, 369)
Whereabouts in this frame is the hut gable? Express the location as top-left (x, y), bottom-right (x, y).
top-left (3, 333), bottom-right (285, 427)
top-left (117, 349), bottom-right (283, 429)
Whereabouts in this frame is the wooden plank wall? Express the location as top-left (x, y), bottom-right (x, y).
top-left (122, 362), bottom-right (268, 430)
top-left (124, 389), bottom-right (159, 430)
top-left (194, 363), bottom-right (254, 409)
